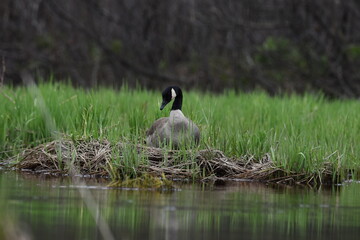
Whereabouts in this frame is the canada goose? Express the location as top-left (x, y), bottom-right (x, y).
top-left (146, 86), bottom-right (200, 148)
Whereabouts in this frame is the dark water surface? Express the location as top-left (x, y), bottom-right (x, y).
top-left (1, 170), bottom-right (360, 240)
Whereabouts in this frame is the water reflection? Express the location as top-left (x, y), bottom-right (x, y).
top-left (1, 171), bottom-right (360, 240)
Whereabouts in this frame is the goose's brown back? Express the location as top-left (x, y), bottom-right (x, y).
top-left (146, 117), bottom-right (168, 136)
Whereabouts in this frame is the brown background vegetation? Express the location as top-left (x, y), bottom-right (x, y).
top-left (1, 0), bottom-right (360, 97)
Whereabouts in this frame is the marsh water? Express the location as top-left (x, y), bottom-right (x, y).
top-left (1, 170), bottom-right (360, 240)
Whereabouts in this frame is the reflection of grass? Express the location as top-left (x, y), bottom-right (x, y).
top-left (109, 173), bottom-right (174, 190)
top-left (0, 177), bottom-right (4, 239)
top-left (0, 173), bottom-right (31, 239)
top-left (3, 171), bottom-right (360, 239)
top-left (1, 83), bottom-right (360, 182)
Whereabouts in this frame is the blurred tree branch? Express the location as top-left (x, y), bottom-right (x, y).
top-left (0, 57), bottom-right (15, 104)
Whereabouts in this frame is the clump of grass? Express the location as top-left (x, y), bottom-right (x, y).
top-left (1, 82), bottom-right (360, 183)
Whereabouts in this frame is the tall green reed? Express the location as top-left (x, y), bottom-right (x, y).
top-left (1, 82), bottom-right (360, 178)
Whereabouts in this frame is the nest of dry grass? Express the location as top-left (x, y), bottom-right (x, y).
top-left (13, 140), bottom-right (335, 184)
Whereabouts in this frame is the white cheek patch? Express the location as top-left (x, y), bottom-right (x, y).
top-left (171, 88), bottom-right (177, 99)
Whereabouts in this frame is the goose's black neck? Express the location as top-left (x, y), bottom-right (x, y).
top-left (171, 91), bottom-right (183, 111)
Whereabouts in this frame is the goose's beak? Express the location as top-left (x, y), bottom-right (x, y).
top-left (160, 100), bottom-right (169, 110)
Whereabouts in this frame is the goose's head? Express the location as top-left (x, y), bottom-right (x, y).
top-left (160, 86), bottom-right (183, 110)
